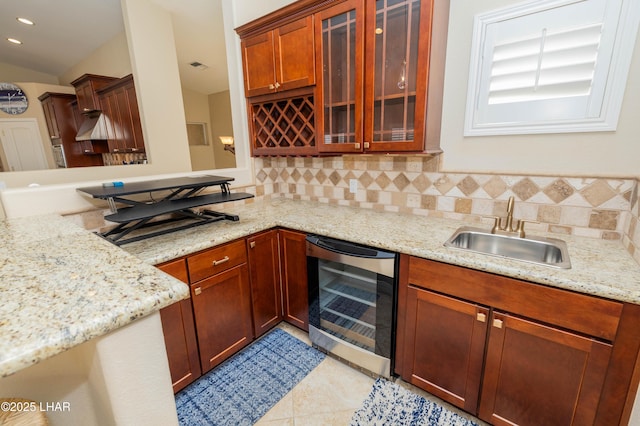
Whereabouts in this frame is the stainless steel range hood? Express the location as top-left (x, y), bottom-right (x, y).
top-left (75, 110), bottom-right (110, 141)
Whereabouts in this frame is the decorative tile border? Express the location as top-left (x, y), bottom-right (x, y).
top-left (254, 156), bottom-right (639, 263)
top-left (66, 155), bottom-right (640, 265)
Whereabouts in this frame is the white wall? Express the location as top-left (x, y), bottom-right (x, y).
top-left (230, 0), bottom-right (296, 26)
top-left (439, 0), bottom-right (640, 178)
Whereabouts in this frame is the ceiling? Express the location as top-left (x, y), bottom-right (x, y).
top-left (0, 0), bottom-right (229, 95)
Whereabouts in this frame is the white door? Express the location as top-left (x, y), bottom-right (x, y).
top-left (0, 118), bottom-right (49, 171)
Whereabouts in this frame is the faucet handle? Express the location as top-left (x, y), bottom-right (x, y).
top-left (483, 216), bottom-right (502, 234)
top-left (515, 219), bottom-right (538, 238)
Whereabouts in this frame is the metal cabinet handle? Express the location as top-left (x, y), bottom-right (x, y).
top-left (476, 312), bottom-right (486, 322)
top-left (274, 82), bottom-right (281, 89)
top-left (194, 287), bottom-right (202, 296)
top-left (269, 84), bottom-right (275, 90)
top-left (493, 318), bottom-right (503, 329)
top-left (249, 241), bottom-right (256, 249)
top-left (354, 143), bottom-right (361, 149)
top-left (363, 142), bottom-right (370, 149)
top-left (212, 256), bottom-right (230, 266)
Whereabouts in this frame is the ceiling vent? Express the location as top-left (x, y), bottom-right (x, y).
top-left (189, 61), bottom-right (209, 70)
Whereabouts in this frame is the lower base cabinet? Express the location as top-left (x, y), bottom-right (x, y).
top-left (158, 229), bottom-right (309, 390)
top-left (188, 239), bottom-right (253, 374)
top-left (157, 259), bottom-right (201, 393)
top-left (247, 230), bottom-right (283, 338)
top-left (279, 229), bottom-right (309, 331)
top-left (396, 255), bottom-right (638, 426)
top-left (479, 311), bottom-right (611, 426)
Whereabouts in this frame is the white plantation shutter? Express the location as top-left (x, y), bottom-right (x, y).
top-left (464, 0), bottom-right (640, 135)
top-left (488, 24), bottom-right (602, 104)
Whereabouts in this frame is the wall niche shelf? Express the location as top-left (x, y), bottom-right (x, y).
top-left (77, 176), bottom-right (254, 245)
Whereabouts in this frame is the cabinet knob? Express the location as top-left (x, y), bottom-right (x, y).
top-left (476, 312), bottom-right (486, 322)
top-left (212, 256), bottom-right (230, 266)
top-left (269, 84), bottom-right (275, 90)
top-left (249, 241), bottom-right (256, 249)
top-left (194, 287), bottom-right (202, 296)
top-left (354, 143), bottom-right (361, 149)
top-left (364, 142), bottom-right (370, 149)
top-left (493, 318), bottom-right (504, 329)
top-left (274, 82), bottom-right (281, 89)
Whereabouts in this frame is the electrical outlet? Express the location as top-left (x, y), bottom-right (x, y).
top-left (349, 179), bottom-right (358, 194)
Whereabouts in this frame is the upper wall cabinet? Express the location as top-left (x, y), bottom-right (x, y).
top-left (241, 16), bottom-right (316, 98)
top-left (316, 0), bottom-right (448, 154)
top-left (71, 74), bottom-right (118, 113)
top-left (237, 0), bottom-right (448, 156)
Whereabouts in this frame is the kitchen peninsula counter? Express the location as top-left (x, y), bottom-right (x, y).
top-left (0, 214), bottom-right (189, 378)
top-left (124, 197), bottom-right (640, 305)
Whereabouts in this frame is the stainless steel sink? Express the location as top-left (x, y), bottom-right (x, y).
top-left (444, 226), bottom-right (571, 269)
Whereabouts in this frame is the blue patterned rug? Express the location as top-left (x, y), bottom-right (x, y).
top-left (350, 378), bottom-right (480, 426)
top-left (175, 328), bottom-right (325, 425)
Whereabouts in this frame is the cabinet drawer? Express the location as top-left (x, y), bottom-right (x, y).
top-left (187, 239), bottom-right (247, 283)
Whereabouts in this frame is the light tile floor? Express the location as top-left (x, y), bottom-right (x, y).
top-left (258, 323), bottom-right (487, 425)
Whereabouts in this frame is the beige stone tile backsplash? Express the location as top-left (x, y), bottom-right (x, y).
top-left (254, 156), bottom-right (640, 265)
top-left (66, 155), bottom-right (640, 266)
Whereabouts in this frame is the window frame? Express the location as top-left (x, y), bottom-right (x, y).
top-left (464, 0), bottom-right (640, 136)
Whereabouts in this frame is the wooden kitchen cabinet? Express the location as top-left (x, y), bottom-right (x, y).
top-left (396, 255), bottom-right (628, 425)
top-left (241, 16), bottom-right (315, 98)
top-left (156, 229), bottom-right (310, 382)
top-left (279, 229), bottom-right (309, 331)
top-left (247, 230), bottom-right (283, 337)
top-left (315, 0), bottom-right (447, 154)
top-left (188, 239), bottom-right (254, 373)
top-left (70, 74), bottom-right (117, 113)
top-left (403, 287), bottom-right (488, 413)
top-left (157, 258), bottom-right (201, 394)
top-left (98, 74), bottom-right (145, 154)
top-left (38, 92), bottom-right (103, 168)
top-left (479, 311), bottom-right (612, 426)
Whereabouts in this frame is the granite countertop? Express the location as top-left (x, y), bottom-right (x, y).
top-left (0, 214), bottom-right (189, 377)
top-left (3, 197), bottom-right (639, 378)
top-left (124, 197), bottom-right (640, 305)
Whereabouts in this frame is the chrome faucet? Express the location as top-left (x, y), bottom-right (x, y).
top-left (490, 196), bottom-right (528, 238)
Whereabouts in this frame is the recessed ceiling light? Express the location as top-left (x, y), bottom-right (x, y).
top-left (17, 17), bottom-right (35, 26)
top-left (7, 38), bottom-right (22, 45)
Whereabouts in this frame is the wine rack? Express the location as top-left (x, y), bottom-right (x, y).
top-left (250, 92), bottom-right (317, 156)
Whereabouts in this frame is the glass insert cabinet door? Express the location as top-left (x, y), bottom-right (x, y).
top-left (315, 0), bottom-right (364, 153)
top-left (316, 0), bottom-right (432, 153)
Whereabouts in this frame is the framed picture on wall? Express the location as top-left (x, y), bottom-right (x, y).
top-left (186, 122), bottom-right (208, 145)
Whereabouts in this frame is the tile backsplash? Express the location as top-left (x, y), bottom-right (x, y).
top-left (65, 154), bottom-right (640, 266)
top-left (253, 156), bottom-right (640, 264)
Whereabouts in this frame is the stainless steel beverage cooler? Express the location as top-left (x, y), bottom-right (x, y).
top-left (306, 235), bottom-right (397, 378)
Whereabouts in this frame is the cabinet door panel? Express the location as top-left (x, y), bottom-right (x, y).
top-left (280, 229), bottom-right (308, 330)
top-left (479, 312), bottom-right (612, 426)
top-left (275, 16), bottom-right (315, 92)
top-left (364, 0), bottom-right (431, 152)
top-left (404, 286), bottom-right (487, 413)
top-left (247, 230), bottom-right (283, 337)
top-left (157, 259), bottom-right (201, 393)
top-left (242, 31), bottom-right (277, 97)
top-left (315, 0), bottom-right (364, 153)
top-left (191, 264), bottom-right (253, 373)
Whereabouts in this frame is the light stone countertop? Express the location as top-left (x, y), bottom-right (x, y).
top-left (0, 214), bottom-right (190, 377)
top-left (3, 197), bottom-right (639, 378)
top-left (124, 197), bottom-right (640, 305)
